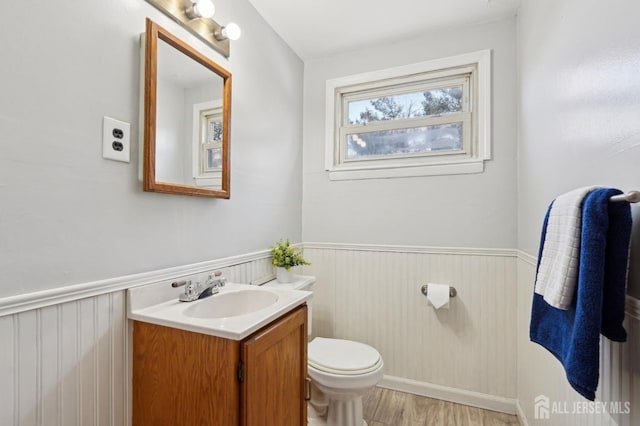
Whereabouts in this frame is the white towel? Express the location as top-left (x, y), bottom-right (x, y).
top-left (534, 186), bottom-right (601, 309)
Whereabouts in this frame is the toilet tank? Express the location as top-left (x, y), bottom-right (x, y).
top-left (262, 275), bottom-right (315, 335)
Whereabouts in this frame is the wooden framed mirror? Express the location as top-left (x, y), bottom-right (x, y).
top-left (143, 18), bottom-right (231, 198)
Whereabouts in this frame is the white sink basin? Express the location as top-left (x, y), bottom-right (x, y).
top-left (127, 282), bottom-right (312, 340)
top-left (183, 288), bottom-right (279, 319)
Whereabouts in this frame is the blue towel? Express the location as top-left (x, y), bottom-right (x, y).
top-left (530, 188), bottom-right (632, 401)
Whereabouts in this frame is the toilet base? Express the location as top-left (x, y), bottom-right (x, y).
top-left (308, 384), bottom-right (368, 426)
top-left (326, 396), bottom-right (365, 426)
top-left (308, 402), bottom-right (368, 426)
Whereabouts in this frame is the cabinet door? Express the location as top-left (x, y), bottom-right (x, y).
top-left (132, 321), bottom-right (241, 426)
top-left (240, 304), bottom-right (307, 426)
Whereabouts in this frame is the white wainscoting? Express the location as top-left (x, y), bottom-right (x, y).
top-left (8, 244), bottom-right (635, 424)
top-left (301, 243), bottom-right (519, 412)
top-left (0, 292), bottom-right (128, 426)
top-left (0, 252), bottom-right (273, 426)
top-left (516, 254), bottom-right (640, 426)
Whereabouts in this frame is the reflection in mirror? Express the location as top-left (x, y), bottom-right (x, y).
top-left (143, 18), bottom-right (231, 198)
top-left (156, 39), bottom-right (224, 188)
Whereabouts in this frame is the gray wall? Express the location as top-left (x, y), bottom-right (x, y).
top-left (0, 0), bottom-right (304, 298)
top-left (517, 0), bottom-right (640, 297)
top-left (302, 18), bottom-right (517, 248)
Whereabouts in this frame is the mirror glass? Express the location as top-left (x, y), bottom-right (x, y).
top-left (143, 18), bottom-right (231, 198)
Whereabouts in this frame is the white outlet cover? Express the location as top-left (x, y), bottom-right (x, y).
top-left (102, 116), bottom-right (130, 163)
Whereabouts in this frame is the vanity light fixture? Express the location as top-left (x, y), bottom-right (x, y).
top-left (145, 0), bottom-right (239, 58)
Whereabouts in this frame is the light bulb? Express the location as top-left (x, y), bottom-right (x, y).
top-left (222, 22), bottom-right (241, 41)
top-left (186, 0), bottom-right (215, 19)
top-left (194, 0), bottom-right (215, 18)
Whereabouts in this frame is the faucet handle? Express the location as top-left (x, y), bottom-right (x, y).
top-left (173, 280), bottom-right (197, 299)
top-left (209, 271), bottom-right (226, 287)
top-left (184, 281), bottom-right (195, 298)
top-left (176, 280), bottom-right (197, 302)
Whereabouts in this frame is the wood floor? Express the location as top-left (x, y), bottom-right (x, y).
top-left (362, 387), bottom-right (521, 426)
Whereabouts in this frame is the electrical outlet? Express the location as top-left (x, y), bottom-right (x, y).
top-left (102, 116), bottom-right (130, 163)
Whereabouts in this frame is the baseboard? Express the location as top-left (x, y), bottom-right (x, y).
top-left (378, 375), bottom-right (518, 415)
top-left (515, 400), bottom-right (529, 426)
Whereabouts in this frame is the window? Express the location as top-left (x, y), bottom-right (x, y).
top-left (325, 50), bottom-right (491, 180)
top-left (192, 100), bottom-right (223, 187)
top-left (201, 109), bottom-right (223, 172)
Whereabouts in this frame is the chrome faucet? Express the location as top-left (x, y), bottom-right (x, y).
top-left (171, 271), bottom-right (227, 302)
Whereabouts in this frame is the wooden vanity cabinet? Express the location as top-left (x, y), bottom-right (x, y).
top-left (132, 304), bottom-right (307, 426)
top-left (240, 304), bottom-right (308, 426)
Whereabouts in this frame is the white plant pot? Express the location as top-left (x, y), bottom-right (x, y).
top-left (276, 267), bottom-right (294, 283)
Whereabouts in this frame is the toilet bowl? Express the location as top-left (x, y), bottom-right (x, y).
top-left (307, 337), bottom-right (384, 426)
top-left (263, 275), bottom-right (384, 426)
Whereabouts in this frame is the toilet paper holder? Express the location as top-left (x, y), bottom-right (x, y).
top-left (420, 284), bottom-right (457, 298)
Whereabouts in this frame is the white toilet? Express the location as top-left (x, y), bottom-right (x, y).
top-left (264, 275), bottom-right (384, 426)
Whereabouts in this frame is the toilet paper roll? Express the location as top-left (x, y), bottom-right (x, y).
top-left (427, 283), bottom-right (450, 310)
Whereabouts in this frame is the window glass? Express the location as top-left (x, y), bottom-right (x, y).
top-left (346, 123), bottom-right (463, 160)
top-left (207, 118), bottom-right (222, 143)
top-left (347, 86), bottom-right (463, 125)
top-left (206, 147), bottom-right (222, 170)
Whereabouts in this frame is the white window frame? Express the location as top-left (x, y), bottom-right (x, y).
top-left (325, 50), bottom-right (491, 180)
top-left (192, 99), bottom-right (223, 187)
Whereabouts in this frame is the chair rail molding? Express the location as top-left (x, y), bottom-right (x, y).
top-left (0, 249), bottom-right (272, 317)
top-left (303, 242), bottom-right (517, 257)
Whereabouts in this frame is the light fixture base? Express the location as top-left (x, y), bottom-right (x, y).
top-left (145, 0), bottom-right (230, 58)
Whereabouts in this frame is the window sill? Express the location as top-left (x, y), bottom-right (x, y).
top-left (326, 159), bottom-right (485, 181)
top-left (194, 177), bottom-right (222, 187)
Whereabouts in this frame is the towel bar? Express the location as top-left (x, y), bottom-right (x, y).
top-left (609, 191), bottom-right (640, 203)
top-left (420, 284), bottom-right (457, 298)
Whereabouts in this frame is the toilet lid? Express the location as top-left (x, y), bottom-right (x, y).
top-left (308, 337), bottom-right (382, 375)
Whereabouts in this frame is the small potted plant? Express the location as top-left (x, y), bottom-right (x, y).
top-left (271, 239), bottom-right (310, 283)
